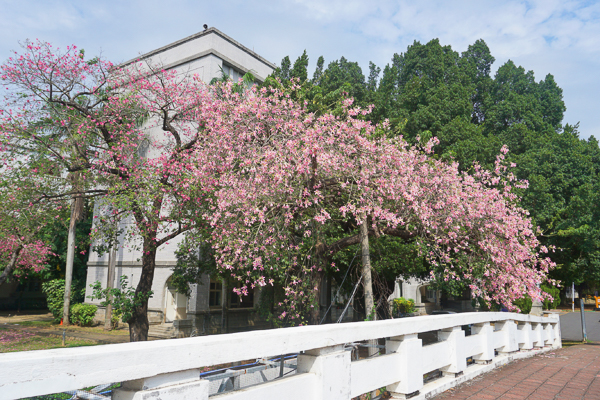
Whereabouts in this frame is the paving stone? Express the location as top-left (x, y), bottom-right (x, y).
top-left (434, 344), bottom-right (600, 399)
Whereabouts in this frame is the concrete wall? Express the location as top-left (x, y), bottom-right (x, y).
top-left (86, 263), bottom-right (175, 312)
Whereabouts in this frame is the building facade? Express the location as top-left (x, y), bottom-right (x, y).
top-left (84, 28), bottom-right (276, 336)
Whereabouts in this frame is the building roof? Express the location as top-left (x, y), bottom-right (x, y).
top-left (119, 27), bottom-right (276, 80)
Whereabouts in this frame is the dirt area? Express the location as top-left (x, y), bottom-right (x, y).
top-left (0, 311), bottom-right (131, 347)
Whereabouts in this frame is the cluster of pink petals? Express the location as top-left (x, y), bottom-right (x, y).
top-left (184, 85), bottom-right (555, 312)
top-left (0, 236), bottom-right (53, 277)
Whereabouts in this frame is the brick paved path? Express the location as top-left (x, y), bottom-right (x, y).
top-left (434, 344), bottom-right (600, 400)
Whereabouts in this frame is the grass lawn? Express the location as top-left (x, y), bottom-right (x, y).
top-left (0, 325), bottom-right (97, 353)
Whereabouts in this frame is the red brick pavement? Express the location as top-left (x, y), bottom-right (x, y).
top-left (434, 344), bottom-right (600, 400)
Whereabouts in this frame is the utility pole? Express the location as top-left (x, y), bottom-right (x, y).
top-left (572, 282), bottom-right (575, 313)
top-left (580, 299), bottom-right (587, 342)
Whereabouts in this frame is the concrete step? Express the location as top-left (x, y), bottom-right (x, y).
top-left (148, 324), bottom-right (177, 339)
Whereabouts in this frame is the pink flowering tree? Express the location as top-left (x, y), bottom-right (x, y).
top-left (0, 41), bottom-right (213, 341)
top-left (0, 237), bottom-right (53, 283)
top-left (0, 171), bottom-right (56, 285)
top-left (185, 85), bottom-right (555, 323)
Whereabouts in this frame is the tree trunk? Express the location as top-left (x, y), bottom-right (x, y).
top-left (104, 245), bottom-right (117, 330)
top-left (0, 245), bottom-right (23, 286)
top-left (309, 270), bottom-right (325, 324)
top-left (62, 198), bottom-right (79, 326)
top-left (360, 219), bottom-right (375, 321)
top-left (127, 244), bottom-right (156, 342)
top-left (63, 174), bottom-right (84, 326)
top-left (360, 218), bottom-right (378, 399)
top-left (221, 278), bottom-right (228, 334)
top-left (325, 274), bottom-right (332, 323)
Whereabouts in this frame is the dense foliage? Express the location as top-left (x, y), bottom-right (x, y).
top-left (89, 276), bottom-right (152, 324)
top-left (41, 279), bottom-right (81, 322)
top-left (392, 297), bottom-right (416, 316)
top-left (267, 38), bottom-right (599, 302)
top-left (69, 303), bottom-right (97, 326)
top-left (178, 82), bottom-right (554, 322)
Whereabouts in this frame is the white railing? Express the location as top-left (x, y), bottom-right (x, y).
top-left (0, 312), bottom-right (561, 400)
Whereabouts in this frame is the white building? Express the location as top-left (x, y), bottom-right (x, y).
top-left (388, 277), bottom-right (476, 315)
top-left (84, 27), bottom-right (276, 337)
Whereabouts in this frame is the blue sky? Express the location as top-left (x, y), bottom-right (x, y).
top-left (1, 0), bottom-right (599, 140)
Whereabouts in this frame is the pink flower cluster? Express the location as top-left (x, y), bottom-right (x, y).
top-left (0, 236), bottom-right (52, 277)
top-left (183, 85), bottom-right (555, 313)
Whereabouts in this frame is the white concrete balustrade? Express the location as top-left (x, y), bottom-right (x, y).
top-left (0, 312), bottom-right (560, 400)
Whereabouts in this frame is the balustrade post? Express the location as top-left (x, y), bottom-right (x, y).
top-left (112, 369), bottom-right (208, 400)
top-left (542, 312), bottom-right (562, 348)
top-left (472, 322), bottom-right (494, 364)
top-left (552, 320), bottom-right (562, 348)
top-left (542, 323), bottom-right (553, 346)
top-left (531, 323), bottom-right (543, 348)
top-left (517, 322), bottom-right (533, 350)
top-left (496, 320), bottom-right (518, 355)
top-left (385, 334), bottom-right (423, 399)
top-left (296, 345), bottom-right (351, 400)
top-left (437, 326), bottom-right (466, 377)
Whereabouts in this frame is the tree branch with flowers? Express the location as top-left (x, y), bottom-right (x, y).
top-left (184, 84), bottom-right (556, 323)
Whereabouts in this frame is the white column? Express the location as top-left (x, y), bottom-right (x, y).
top-left (496, 320), bottom-right (518, 355)
top-left (552, 320), bottom-right (562, 348)
top-left (437, 326), bottom-right (466, 376)
top-left (542, 322), bottom-right (553, 346)
top-left (532, 323), bottom-right (544, 348)
top-left (517, 322), bottom-right (533, 350)
top-left (472, 322), bottom-right (494, 364)
top-left (297, 345), bottom-right (351, 400)
top-left (113, 369), bottom-right (208, 400)
top-left (386, 334), bottom-right (423, 399)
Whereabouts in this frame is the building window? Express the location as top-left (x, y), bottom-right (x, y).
top-left (230, 285), bottom-right (254, 309)
top-left (209, 279), bottom-right (222, 307)
top-left (427, 287), bottom-right (436, 301)
top-left (223, 63), bottom-right (242, 82)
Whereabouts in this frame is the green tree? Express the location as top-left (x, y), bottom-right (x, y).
top-left (290, 50), bottom-right (309, 82)
top-left (312, 56), bottom-right (325, 85)
top-left (461, 39), bottom-right (495, 124)
top-left (319, 56), bottom-right (367, 106)
top-left (513, 126), bottom-right (600, 289)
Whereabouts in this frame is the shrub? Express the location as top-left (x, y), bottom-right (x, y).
top-left (111, 311), bottom-right (122, 329)
top-left (41, 279), bottom-right (85, 323)
top-left (541, 284), bottom-right (560, 310)
top-left (392, 297), bottom-right (415, 316)
top-left (69, 303), bottom-right (98, 326)
top-left (89, 275), bottom-right (153, 323)
top-left (513, 296), bottom-right (532, 314)
top-left (41, 279), bottom-right (67, 322)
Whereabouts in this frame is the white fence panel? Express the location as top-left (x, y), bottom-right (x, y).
top-left (0, 312), bottom-right (561, 400)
